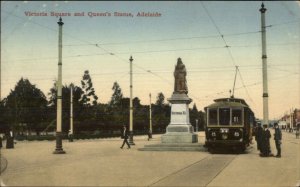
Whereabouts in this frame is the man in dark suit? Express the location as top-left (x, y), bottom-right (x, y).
top-left (255, 124), bottom-right (263, 153)
top-left (260, 124), bottom-right (271, 157)
top-left (120, 126), bottom-right (130, 149)
top-left (6, 130), bottom-right (14, 149)
top-left (274, 123), bottom-right (282, 158)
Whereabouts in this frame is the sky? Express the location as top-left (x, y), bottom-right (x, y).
top-left (1, 1), bottom-right (300, 120)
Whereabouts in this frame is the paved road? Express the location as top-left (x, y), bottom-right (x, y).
top-left (0, 130), bottom-right (299, 186)
top-left (0, 154), bottom-right (8, 174)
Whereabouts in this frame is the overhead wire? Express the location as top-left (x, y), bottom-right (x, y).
top-left (3, 63), bottom-right (298, 85)
top-left (2, 4), bottom-right (299, 108)
top-left (64, 30), bottom-right (261, 47)
top-left (268, 66), bottom-right (299, 74)
top-left (267, 19), bottom-right (300, 28)
top-left (202, 72), bottom-right (298, 99)
top-left (1, 8), bottom-right (150, 94)
top-left (5, 41), bottom-right (299, 63)
top-left (2, 8), bottom-right (299, 60)
top-left (2, 4), bottom-right (53, 43)
top-left (201, 2), bottom-right (257, 110)
top-left (1, 3), bottom-right (20, 23)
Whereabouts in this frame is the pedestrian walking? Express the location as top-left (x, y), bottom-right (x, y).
top-left (120, 125), bottom-right (130, 149)
top-left (260, 124), bottom-right (271, 157)
top-left (6, 130), bottom-right (15, 149)
top-left (274, 123), bottom-right (282, 158)
top-left (255, 124), bottom-right (263, 153)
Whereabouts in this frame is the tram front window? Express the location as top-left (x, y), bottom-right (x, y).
top-left (208, 108), bottom-right (218, 125)
top-left (232, 109), bottom-right (242, 125)
top-left (219, 108), bottom-right (230, 125)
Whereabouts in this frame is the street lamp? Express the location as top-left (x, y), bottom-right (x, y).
top-left (69, 84), bottom-right (74, 142)
top-left (260, 3), bottom-right (269, 127)
top-left (149, 93), bottom-right (152, 138)
top-left (53, 17), bottom-right (65, 154)
top-left (128, 56), bottom-right (135, 145)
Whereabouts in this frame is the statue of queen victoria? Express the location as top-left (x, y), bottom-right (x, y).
top-left (174, 58), bottom-right (188, 94)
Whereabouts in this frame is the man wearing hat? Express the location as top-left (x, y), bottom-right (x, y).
top-left (120, 125), bottom-right (130, 149)
top-left (274, 123), bottom-right (282, 158)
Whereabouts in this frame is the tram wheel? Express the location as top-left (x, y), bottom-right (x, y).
top-left (239, 145), bottom-right (246, 153)
top-left (208, 147), bottom-right (215, 154)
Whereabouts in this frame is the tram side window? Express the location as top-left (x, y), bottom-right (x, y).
top-left (219, 108), bottom-right (230, 126)
top-left (232, 109), bottom-right (242, 125)
top-left (209, 109), bottom-right (218, 125)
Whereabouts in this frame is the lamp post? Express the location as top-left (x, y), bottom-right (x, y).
top-left (128, 56), bottom-right (135, 145)
top-left (290, 108), bottom-right (293, 131)
top-left (260, 3), bottom-right (269, 127)
top-left (195, 119), bottom-right (198, 132)
top-left (69, 84), bottom-right (74, 142)
top-left (149, 93), bottom-right (152, 138)
top-left (53, 17), bottom-right (65, 154)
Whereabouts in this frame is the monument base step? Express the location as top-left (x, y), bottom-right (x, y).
top-left (161, 133), bottom-right (198, 143)
top-left (138, 143), bottom-right (204, 151)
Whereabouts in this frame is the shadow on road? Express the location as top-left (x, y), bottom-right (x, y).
top-left (206, 147), bottom-right (250, 155)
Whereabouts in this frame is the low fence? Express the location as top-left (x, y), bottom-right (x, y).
top-left (14, 129), bottom-right (166, 141)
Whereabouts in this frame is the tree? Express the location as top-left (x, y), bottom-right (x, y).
top-left (198, 110), bottom-right (206, 130)
top-left (155, 92), bottom-right (165, 106)
top-left (190, 103), bottom-right (199, 130)
top-left (152, 92), bottom-right (170, 132)
top-left (133, 97), bottom-right (141, 108)
top-left (0, 100), bottom-right (9, 133)
top-left (4, 78), bottom-right (48, 134)
top-left (109, 82), bottom-right (123, 107)
top-left (132, 97), bottom-right (148, 132)
top-left (48, 82), bottom-right (84, 133)
top-left (80, 70), bottom-right (98, 106)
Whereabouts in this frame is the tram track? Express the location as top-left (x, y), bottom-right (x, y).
top-left (149, 155), bottom-right (212, 186)
top-left (204, 155), bottom-right (238, 187)
top-left (150, 154), bottom-right (238, 187)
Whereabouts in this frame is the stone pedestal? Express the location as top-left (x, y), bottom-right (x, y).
top-left (53, 132), bottom-right (65, 154)
top-left (161, 93), bottom-right (198, 143)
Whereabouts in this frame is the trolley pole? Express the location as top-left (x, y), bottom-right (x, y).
top-left (149, 93), bottom-right (152, 138)
top-left (128, 56), bottom-right (135, 145)
top-left (260, 3), bottom-right (269, 127)
top-left (53, 17), bottom-right (65, 154)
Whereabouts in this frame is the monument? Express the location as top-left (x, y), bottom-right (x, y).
top-left (139, 58), bottom-right (200, 151)
top-left (161, 58), bottom-right (198, 143)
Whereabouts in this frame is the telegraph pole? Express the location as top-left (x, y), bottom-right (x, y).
top-left (260, 3), bottom-right (269, 127)
top-left (128, 56), bottom-right (135, 145)
top-left (290, 108), bottom-right (293, 131)
top-left (54, 17), bottom-right (65, 154)
top-left (149, 93), bottom-right (152, 138)
top-left (0, 22), bottom-right (1, 102)
top-left (69, 84), bottom-right (74, 142)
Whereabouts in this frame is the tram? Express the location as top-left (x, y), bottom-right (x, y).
top-left (204, 97), bottom-right (255, 152)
